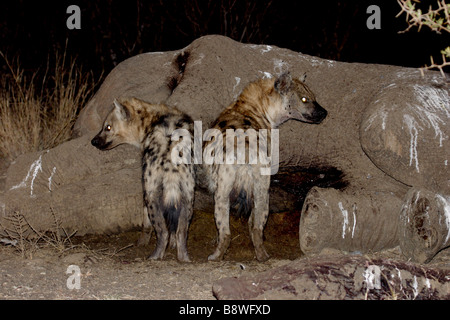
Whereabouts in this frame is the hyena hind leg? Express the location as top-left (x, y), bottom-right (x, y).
top-left (175, 205), bottom-right (194, 262)
top-left (147, 204), bottom-right (170, 260)
top-left (249, 175), bottom-right (270, 262)
top-left (208, 172), bottom-right (234, 261)
top-left (137, 206), bottom-right (153, 247)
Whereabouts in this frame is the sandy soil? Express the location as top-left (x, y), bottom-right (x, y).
top-left (1, 205), bottom-right (449, 300)
top-left (0, 210), bottom-right (300, 300)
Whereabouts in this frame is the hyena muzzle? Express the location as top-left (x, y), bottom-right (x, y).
top-left (91, 97), bottom-right (195, 262)
top-left (199, 72), bottom-right (327, 262)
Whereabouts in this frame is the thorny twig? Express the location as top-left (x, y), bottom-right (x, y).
top-left (396, 0), bottom-right (450, 78)
top-left (396, 0), bottom-right (450, 34)
top-left (419, 51), bottom-right (450, 77)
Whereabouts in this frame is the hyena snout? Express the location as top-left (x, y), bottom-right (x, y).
top-left (298, 101), bottom-right (327, 124)
top-left (308, 102), bottom-right (327, 124)
top-left (91, 134), bottom-right (111, 150)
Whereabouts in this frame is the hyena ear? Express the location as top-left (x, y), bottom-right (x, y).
top-left (274, 72), bottom-right (292, 95)
top-left (113, 99), bottom-right (131, 121)
top-left (299, 73), bottom-right (307, 83)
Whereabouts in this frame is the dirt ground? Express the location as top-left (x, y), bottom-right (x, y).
top-left (1, 207), bottom-right (448, 300)
top-left (0, 207), bottom-right (302, 300)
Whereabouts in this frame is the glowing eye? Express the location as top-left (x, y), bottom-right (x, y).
top-left (105, 125), bottom-right (112, 131)
top-left (301, 97), bottom-right (308, 103)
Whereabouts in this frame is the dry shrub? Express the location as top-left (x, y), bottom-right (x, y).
top-left (397, 0), bottom-right (450, 77)
top-left (0, 51), bottom-right (97, 160)
top-left (0, 209), bottom-right (76, 259)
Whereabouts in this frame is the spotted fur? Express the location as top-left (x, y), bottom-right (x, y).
top-left (91, 97), bottom-right (195, 262)
top-left (199, 72), bottom-right (327, 261)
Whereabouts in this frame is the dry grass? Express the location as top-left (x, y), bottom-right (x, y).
top-left (0, 51), bottom-right (94, 257)
top-left (0, 51), bottom-right (97, 160)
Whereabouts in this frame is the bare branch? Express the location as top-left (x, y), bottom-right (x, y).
top-left (397, 0), bottom-right (450, 78)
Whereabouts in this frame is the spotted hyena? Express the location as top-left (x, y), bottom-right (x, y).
top-left (198, 72), bottom-right (327, 261)
top-left (91, 97), bottom-right (195, 262)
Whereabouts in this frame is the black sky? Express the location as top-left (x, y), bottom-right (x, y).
top-left (0, 0), bottom-right (447, 77)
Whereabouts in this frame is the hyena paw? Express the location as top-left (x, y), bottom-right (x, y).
top-left (177, 246), bottom-right (192, 263)
top-left (207, 251), bottom-right (224, 262)
top-left (255, 248), bottom-right (270, 262)
top-left (208, 236), bottom-right (230, 261)
top-left (177, 254), bottom-right (192, 263)
top-left (147, 250), bottom-right (164, 261)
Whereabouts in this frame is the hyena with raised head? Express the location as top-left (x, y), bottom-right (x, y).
top-left (91, 97), bottom-right (195, 262)
top-left (199, 72), bottom-right (327, 261)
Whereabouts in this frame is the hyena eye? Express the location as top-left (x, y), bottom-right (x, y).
top-left (301, 97), bottom-right (308, 103)
top-left (105, 125), bottom-right (112, 131)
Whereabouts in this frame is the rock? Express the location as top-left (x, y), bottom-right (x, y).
top-left (1, 35), bottom-right (448, 262)
top-left (212, 254), bottom-right (450, 300)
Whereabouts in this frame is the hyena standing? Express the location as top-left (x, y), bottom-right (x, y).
top-left (199, 72), bottom-right (327, 261)
top-left (91, 97), bottom-right (195, 262)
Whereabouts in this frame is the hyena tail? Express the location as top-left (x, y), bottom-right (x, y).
top-left (162, 174), bottom-right (183, 233)
top-left (229, 170), bottom-right (253, 218)
top-left (230, 167), bottom-right (254, 218)
top-left (163, 204), bottom-right (181, 234)
top-left (163, 204), bottom-right (181, 249)
top-left (230, 188), bottom-right (252, 218)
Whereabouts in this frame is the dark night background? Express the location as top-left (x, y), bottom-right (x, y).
top-left (0, 0), bottom-right (447, 81)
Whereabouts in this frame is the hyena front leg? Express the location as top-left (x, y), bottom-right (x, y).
top-left (176, 204), bottom-right (193, 262)
top-left (208, 166), bottom-right (234, 261)
top-left (136, 205), bottom-right (153, 246)
top-left (249, 173), bottom-right (271, 262)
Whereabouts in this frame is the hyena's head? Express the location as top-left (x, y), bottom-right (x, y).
top-left (91, 99), bottom-right (141, 150)
top-left (274, 72), bottom-right (327, 125)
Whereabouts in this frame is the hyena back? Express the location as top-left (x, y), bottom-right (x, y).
top-left (201, 72), bottom-right (327, 261)
top-left (91, 97), bottom-right (195, 262)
